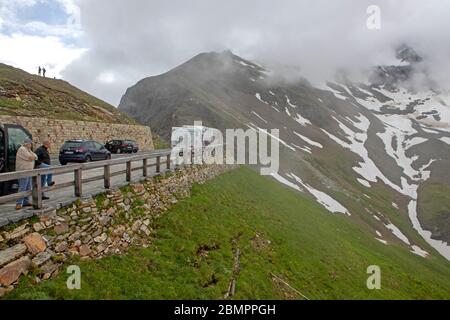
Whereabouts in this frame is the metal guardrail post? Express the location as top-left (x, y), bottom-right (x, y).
top-left (74, 168), bottom-right (82, 197)
top-left (104, 164), bottom-right (111, 189)
top-left (32, 174), bottom-right (42, 209)
top-left (156, 156), bottom-right (161, 174)
top-left (143, 158), bottom-right (148, 177)
top-left (126, 161), bottom-right (132, 182)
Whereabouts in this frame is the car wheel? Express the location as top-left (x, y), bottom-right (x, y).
top-left (106, 154), bottom-right (111, 160)
top-left (85, 156), bottom-right (92, 163)
top-left (60, 161), bottom-right (67, 166)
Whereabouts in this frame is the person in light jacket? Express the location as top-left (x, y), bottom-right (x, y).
top-left (15, 138), bottom-right (38, 210)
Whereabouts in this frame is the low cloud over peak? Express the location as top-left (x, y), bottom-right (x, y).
top-left (4, 0), bottom-right (449, 105)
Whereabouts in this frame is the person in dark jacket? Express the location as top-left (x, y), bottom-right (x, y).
top-left (35, 140), bottom-right (54, 200)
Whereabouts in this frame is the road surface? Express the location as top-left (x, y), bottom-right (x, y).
top-left (0, 152), bottom-right (172, 226)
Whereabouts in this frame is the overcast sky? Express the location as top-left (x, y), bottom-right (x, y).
top-left (1, 0), bottom-right (450, 106)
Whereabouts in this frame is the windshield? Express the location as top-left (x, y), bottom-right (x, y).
top-left (63, 141), bottom-right (83, 149)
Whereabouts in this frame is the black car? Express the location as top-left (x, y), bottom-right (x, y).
top-left (59, 140), bottom-right (111, 165)
top-left (0, 124), bottom-right (33, 196)
top-left (105, 140), bottom-right (139, 154)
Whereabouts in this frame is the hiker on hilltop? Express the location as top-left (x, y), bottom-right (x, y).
top-left (38, 66), bottom-right (41, 76)
top-left (35, 140), bottom-right (55, 201)
top-left (42, 67), bottom-right (46, 78)
top-left (15, 138), bottom-right (38, 210)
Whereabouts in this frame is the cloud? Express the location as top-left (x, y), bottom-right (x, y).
top-left (3, 0), bottom-right (450, 105)
top-left (0, 0), bottom-right (85, 77)
top-left (0, 33), bottom-right (86, 77)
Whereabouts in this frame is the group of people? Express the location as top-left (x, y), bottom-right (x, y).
top-left (38, 66), bottom-right (47, 77)
top-left (15, 139), bottom-right (54, 210)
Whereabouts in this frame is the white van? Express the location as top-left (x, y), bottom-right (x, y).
top-left (171, 125), bottom-right (216, 160)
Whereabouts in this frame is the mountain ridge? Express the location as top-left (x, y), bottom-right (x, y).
top-left (0, 63), bottom-right (136, 124)
top-left (119, 50), bottom-right (450, 262)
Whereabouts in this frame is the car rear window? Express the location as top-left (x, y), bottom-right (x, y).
top-left (63, 141), bottom-right (83, 148)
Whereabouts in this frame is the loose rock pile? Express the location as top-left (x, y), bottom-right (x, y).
top-left (0, 164), bottom-right (234, 298)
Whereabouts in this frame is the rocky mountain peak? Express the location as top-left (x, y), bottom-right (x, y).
top-left (396, 44), bottom-right (423, 64)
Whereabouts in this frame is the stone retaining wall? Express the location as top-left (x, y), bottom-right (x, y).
top-left (0, 115), bottom-right (154, 153)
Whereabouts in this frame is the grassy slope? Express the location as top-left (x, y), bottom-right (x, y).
top-left (7, 167), bottom-right (450, 300)
top-left (0, 63), bottom-right (136, 124)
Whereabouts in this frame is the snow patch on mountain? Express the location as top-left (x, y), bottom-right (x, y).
top-left (251, 111), bottom-right (268, 124)
top-left (441, 137), bottom-right (450, 145)
top-left (285, 95), bottom-right (297, 108)
top-left (411, 245), bottom-right (429, 258)
top-left (323, 84), bottom-right (347, 100)
top-left (271, 105), bottom-right (280, 112)
top-left (385, 222), bottom-right (410, 245)
top-left (292, 143), bottom-right (312, 154)
top-left (294, 131), bottom-right (323, 149)
top-left (288, 173), bottom-right (350, 216)
top-left (237, 60), bottom-right (255, 69)
top-left (345, 83), bottom-right (450, 260)
top-left (294, 114), bottom-right (312, 126)
top-left (248, 123), bottom-right (296, 152)
top-left (285, 107), bottom-right (291, 117)
top-left (255, 93), bottom-right (268, 104)
top-left (357, 178), bottom-right (371, 188)
top-left (271, 173), bottom-right (302, 192)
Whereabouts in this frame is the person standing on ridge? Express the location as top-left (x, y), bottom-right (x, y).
top-left (38, 66), bottom-right (41, 76)
top-left (42, 67), bottom-right (46, 78)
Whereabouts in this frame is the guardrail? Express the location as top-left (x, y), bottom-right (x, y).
top-left (0, 149), bottom-right (175, 210)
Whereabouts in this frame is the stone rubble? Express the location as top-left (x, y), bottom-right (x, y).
top-left (0, 164), bottom-right (234, 298)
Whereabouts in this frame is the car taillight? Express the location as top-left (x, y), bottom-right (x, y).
top-left (75, 148), bottom-right (85, 153)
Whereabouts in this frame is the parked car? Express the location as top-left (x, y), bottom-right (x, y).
top-left (105, 140), bottom-right (139, 154)
top-left (59, 140), bottom-right (111, 165)
top-left (0, 123), bottom-right (33, 196)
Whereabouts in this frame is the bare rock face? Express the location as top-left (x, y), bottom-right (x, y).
top-left (0, 256), bottom-right (31, 286)
top-left (23, 233), bottom-right (47, 255)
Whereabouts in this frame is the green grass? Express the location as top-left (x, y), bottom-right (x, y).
top-left (152, 134), bottom-right (170, 149)
top-left (0, 63), bottom-right (136, 124)
top-left (418, 183), bottom-right (450, 243)
top-left (7, 167), bottom-right (450, 300)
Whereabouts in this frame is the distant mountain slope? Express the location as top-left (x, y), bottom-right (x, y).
top-left (119, 51), bottom-right (262, 140)
top-left (0, 63), bottom-right (136, 124)
top-left (119, 50), bottom-right (450, 263)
